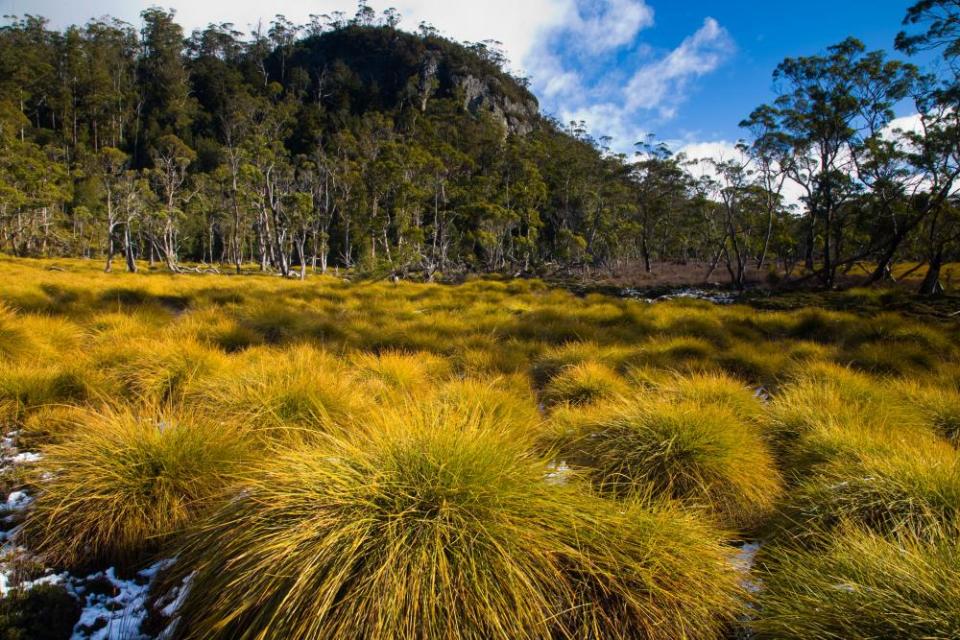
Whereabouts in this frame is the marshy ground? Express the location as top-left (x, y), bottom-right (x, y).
top-left (0, 256), bottom-right (959, 639)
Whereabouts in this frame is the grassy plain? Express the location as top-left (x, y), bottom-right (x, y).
top-left (1, 256), bottom-right (959, 639)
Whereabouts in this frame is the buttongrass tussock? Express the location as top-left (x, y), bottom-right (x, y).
top-left (752, 526), bottom-right (960, 640)
top-left (541, 395), bottom-right (783, 531)
top-left (768, 443), bottom-right (960, 546)
top-left (162, 403), bottom-right (744, 640)
top-left (21, 404), bottom-right (250, 569)
top-left (115, 337), bottom-right (229, 403)
top-left (0, 259), bottom-right (959, 636)
top-left (432, 376), bottom-right (541, 436)
top-left (0, 362), bottom-right (98, 426)
top-left (349, 349), bottom-right (452, 397)
top-left (541, 361), bottom-right (630, 407)
top-left (0, 303), bottom-right (29, 362)
top-left (189, 345), bottom-right (367, 435)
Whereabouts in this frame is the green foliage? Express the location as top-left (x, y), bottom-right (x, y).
top-left (0, 585), bottom-right (80, 640)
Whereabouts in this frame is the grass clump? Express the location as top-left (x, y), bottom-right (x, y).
top-left (542, 396), bottom-right (782, 530)
top-left (753, 527), bottom-right (960, 640)
top-left (349, 349), bottom-right (452, 397)
top-left (432, 377), bottom-right (541, 435)
top-left (164, 404), bottom-right (743, 640)
top-left (115, 337), bottom-right (228, 403)
top-left (191, 345), bottom-right (366, 435)
top-left (541, 361), bottom-right (629, 407)
top-left (769, 444), bottom-right (960, 545)
top-left (0, 363), bottom-right (95, 426)
top-left (0, 304), bottom-right (32, 362)
top-left (21, 405), bottom-right (249, 569)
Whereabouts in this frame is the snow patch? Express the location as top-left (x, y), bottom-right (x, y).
top-left (622, 287), bottom-right (738, 305)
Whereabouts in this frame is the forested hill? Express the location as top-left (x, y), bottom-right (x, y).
top-left (0, 8), bottom-right (620, 278)
top-left (279, 25), bottom-right (540, 135)
top-left (2, 2), bottom-right (960, 292)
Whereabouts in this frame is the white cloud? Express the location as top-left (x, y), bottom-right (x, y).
top-left (561, 102), bottom-right (651, 150)
top-left (625, 18), bottom-right (734, 115)
top-left (565, 0), bottom-right (654, 54)
top-left (678, 138), bottom-right (806, 207)
top-left (532, 13), bottom-right (734, 154)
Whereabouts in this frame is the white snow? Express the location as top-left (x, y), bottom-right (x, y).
top-left (68, 563), bottom-right (171, 640)
top-left (4, 490), bottom-right (32, 511)
top-left (544, 461), bottom-right (573, 485)
top-left (11, 451), bottom-right (43, 464)
top-left (622, 287), bottom-right (738, 305)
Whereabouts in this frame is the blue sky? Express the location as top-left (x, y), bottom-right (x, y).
top-left (522, 0), bottom-right (928, 154)
top-left (6, 0), bottom-right (927, 153)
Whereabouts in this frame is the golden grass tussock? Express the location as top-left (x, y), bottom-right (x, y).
top-left (541, 393), bottom-right (783, 531)
top-left (189, 345), bottom-right (367, 435)
top-left (18, 403), bottom-right (90, 449)
top-left (541, 361), bottom-right (630, 407)
top-left (431, 376), bottom-right (541, 436)
top-left (895, 380), bottom-right (960, 446)
top-left (753, 526), bottom-right (960, 639)
top-left (769, 443), bottom-right (960, 545)
top-left (657, 372), bottom-right (766, 423)
top-left (0, 303), bottom-right (30, 361)
top-left (348, 349), bottom-right (452, 397)
top-left (1, 258), bottom-right (960, 636)
top-left (21, 404), bottom-right (250, 569)
top-left (113, 336), bottom-right (230, 403)
top-left (766, 363), bottom-right (930, 451)
top-left (0, 362), bottom-right (98, 426)
top-left (162, 403), bottom-right (744, 640)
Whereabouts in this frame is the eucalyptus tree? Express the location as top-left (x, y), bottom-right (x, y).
top-left (96, 146), bottom-right (129, 271)
top-left (149, 134), bottom-right (196, 270)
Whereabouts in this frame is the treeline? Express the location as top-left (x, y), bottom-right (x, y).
top-left (0, 1), bottom-right (958, 291)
